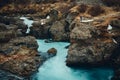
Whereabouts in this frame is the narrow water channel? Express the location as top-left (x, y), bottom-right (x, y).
top-left (32, 40), bottom-right (113, 80)
top-left (20, 17), bottom-right (113, 80)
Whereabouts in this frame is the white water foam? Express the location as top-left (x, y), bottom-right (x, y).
top-left (107, 25), bottom-right (112, 30)
top-left (20, 17), bottom-right (34, 33)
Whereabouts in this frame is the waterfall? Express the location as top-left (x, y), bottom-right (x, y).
top-left (20, 17), bottom-right (34, 34)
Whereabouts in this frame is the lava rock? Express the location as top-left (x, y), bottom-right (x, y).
top-left (30, 22), bottom-right (51, 39)
top-left (0, 36), bottom-right (42, 77)
top-left (47, 48), bottom-right (57, 57)
top-left (66, 21), bottom-right (119, 67)
top-left (49, 20), bottom-right (70, 41)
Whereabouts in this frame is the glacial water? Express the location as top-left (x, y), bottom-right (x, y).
top-left (32, 40), bottom-right (113, 80)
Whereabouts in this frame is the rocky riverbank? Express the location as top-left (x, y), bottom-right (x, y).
top-left (0, 0), bottom-right (119, 80)
top-left (0, 16), bottom-right (46, 79)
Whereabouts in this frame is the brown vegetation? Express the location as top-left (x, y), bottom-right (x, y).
top-left (88, 5), bottom-right (105, 16)
top-left (77, 4), bottom-right (88, 13)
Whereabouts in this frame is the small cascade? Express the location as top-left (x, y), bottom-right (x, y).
top-left (107, 25), bottom-right (113, 30)
top-left (20, 17), bottom-right (34, 33)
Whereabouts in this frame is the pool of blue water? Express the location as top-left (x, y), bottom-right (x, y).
top-left (32, 40), bottom-right (113, 80)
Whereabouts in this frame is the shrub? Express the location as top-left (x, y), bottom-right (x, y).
top-left (88, 5), bottom-right (105, 16)
top-left (77, 4), bottom-right (88, 13)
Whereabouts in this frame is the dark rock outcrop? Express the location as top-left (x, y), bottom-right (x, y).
top-left (30, 22), bottom-right (51, 39)
top-left (29, 9), bottom-right (59, 39)
top-left (0, 16), bottom-right (43, 78)
top-left (66, 20), bottom-right (119, 67)
top-left (47, 48), bottom-right (57, 57)
top-left (0, 16), bottom-right (27, 37)
top-left (0, 36), bottom-right (43, 77)
top-left (49, 20), bottom-right (70, 41)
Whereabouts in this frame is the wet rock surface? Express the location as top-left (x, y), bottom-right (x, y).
top-left (47, 48), bottom-right (57, 57)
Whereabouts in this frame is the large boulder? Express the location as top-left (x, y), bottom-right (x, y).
top-left (47, 48), bottom-right (57, 57)
top-left (0, 36), bottom-right (42, 77)
top-left (0, 46), bottom-right (41, 76)
top-left (66, 40), bottom-right (117, 66)
top-left (0, 46), bottom-right (42, 77)
top-left (0, 36), bottom-right (38, 55)
top-left (66, 21), bottom-right (119, 67)
top-left (49, 20), bottom-right (70, 41)
top-left (30, 22), bottom-right (51, 39)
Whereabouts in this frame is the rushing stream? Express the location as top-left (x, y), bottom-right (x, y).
top-left (20, 17), bottom-right (114, 80)
top-left (31, 40), bottom-right (113, 80)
